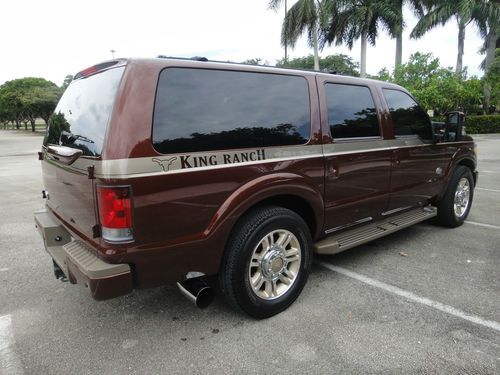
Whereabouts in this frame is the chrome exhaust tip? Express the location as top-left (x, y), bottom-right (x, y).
top-left (177, 276), bottom-right (214, 309)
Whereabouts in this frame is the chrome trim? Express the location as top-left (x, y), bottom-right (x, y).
top-left (333, 136), bottom-right (383, 143)
top-left (47, 146), bottom-right (83, 165)
top-left (325, 217), bottom-right (373, 234)
top-left (41, 138), bottom-right (473, 180)
top-left (381, 206), bottom-right (413, 216)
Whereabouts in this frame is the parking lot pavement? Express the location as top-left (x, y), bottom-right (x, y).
top-left (0, 131), bottom-right (499, 374)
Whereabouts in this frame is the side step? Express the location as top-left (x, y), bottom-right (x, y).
top-left (314, 206), bottom-right (437, 255)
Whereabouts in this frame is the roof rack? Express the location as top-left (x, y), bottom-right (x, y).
top-left (155, 55), bottom-right (354, 77)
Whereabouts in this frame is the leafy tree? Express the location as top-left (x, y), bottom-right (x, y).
top-left (374, 52), bottom-right (483, 115)
top-left (484, 48), bottom-right (500, 111)
top-left (322, 0), bottom-right (399, 77)
top-left (45, 112), bottom-right (70, 145)
top-left (276, 53), bottom-right (360, 76)
top-left (269, 0), bottom-right (329, 71)
top-left (61, 75), bottom-right (74, 92)
top-left (0, 81), bottom-right (24, 129)
top-left (242, 58), bottom-right (263, 65)
top-left (0, 77), bottom-right (61, 131)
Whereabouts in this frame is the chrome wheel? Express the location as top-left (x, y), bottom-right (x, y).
top-left (248, 229), bottom-right (301, 300)
top-left (454, 177), bottom-right (471, 218)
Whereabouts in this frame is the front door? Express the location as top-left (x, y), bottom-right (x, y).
top-left (381, 89), bottom-right (454, 211)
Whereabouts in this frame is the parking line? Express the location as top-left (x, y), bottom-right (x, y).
top-left (465, 221), bottom-right (500, 230)
top-left (476, 187), bottom-right (500, 193)
top-left (0, 315), bottom-right (23, 375)
top-left (317, 262), bottom-right (500, 333)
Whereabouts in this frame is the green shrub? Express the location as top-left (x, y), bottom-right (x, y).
top-left (466, 115), bottom-right (500, 134)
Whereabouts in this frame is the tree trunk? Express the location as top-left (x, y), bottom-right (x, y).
top-left (456, 20), bottom-right (466, 74)
top-left (15, 119), bottom-right (20, 129)
top-left (395, 2), bottom-right (403, 68)
top-left (482, 29), bottom-right (497, 114)
top-left (30, 119), bottom-right (36, 132)
top-left (312, 27), bottom-right (320, 71)
top-left (360, 32), bottom-right (367, 78)
top-left (395, 31), bottom-right (403, 68)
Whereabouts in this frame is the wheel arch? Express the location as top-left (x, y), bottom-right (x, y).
top-left (456, 158), bottom-right (477, 185)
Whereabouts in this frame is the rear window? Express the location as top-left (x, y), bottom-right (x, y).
top-left (152, 68), bottom-right (311, 154)
top-left (325, 83), bottom-right (380, 139)
top-left (44, 67), bottom-right (125, 156)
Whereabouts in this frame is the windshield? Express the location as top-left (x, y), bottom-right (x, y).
top-left (44, 66), bottom-right (125, 156)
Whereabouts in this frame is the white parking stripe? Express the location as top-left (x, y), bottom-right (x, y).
top-left (0, 315), bottom-right (23, 375)
top-left (465, 221), bottom-right (500, 230)
top-left (476, 187), bottom-right (500, 193)
top-left (317, 262), bottom-right (500, 333)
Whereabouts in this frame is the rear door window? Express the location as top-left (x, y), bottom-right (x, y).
top-left (44, 66), bottom-right (125, 156)
top-left (152, 68), bottom-right (311, 154)
top-left (383, 89), bottom-right (432, 140)
top-left (325, 83), bottom-right (380, 139)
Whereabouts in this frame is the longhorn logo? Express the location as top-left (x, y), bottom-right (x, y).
top-left (152, 157), bottom-right (177, 172)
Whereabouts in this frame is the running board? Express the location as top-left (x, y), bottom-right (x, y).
top-left (314, 206), bottom-right (437, 255)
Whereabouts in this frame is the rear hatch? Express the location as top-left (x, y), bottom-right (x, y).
top-left (41, 62), bottom-right (125, 244)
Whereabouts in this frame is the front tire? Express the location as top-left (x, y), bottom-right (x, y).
top-left (436, 166), bottom-right (474, 228)
top-left (219, 206), bottom-right (312, 319)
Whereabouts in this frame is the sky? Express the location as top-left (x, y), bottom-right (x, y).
top-left (0, 0), bottom-right (486, 86)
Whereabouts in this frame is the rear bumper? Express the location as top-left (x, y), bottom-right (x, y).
top-left (34, 209), bottom-right (133, 300)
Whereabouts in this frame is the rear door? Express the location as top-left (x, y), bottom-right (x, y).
top-left (317, 78), bottom-right (392, 232)
top-left (42, 64), bottom-right (125, 243)
top-left (381, 88), bottom-right (453, 211)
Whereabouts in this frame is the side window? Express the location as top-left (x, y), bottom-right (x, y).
top-left (383, 89), bottom-right (432, 140)
top-left (325, 83), bottom-right (380, 139)
top-left (152, 68), bottom-right (311, 154)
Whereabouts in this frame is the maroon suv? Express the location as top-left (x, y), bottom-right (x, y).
top-left (35, 58), bottom-right (477, 318)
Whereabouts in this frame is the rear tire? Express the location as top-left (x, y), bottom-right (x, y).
top-left (219, 206), bottom-right (312, 319)
top-left (436, 166), bottom-right (474, 228)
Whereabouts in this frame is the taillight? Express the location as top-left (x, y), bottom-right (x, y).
top-left (97, 186), bottom-right (133, 242)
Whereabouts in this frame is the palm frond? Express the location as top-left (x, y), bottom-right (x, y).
top-left (268, 0), bottom-right (285, 12)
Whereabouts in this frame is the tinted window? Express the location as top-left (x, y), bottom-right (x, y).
top-left (153, 68), bottom-right (310, 154)
top-left (383, 89), bottom-right (432, 140)
top-left (325, 83), bottom-right (380, 139)
top-left (44, 67), bottom-right (124, 156)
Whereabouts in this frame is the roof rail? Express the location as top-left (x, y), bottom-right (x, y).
top-left (157, 55), bottom-right (208, 62)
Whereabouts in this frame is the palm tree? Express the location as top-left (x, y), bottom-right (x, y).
top-left (269, 0), bottom-right (329, 71)
top-left (322, 0), bottom-right (399, 77)
top-left (475, 1), bottom-right (500, 112)
top-left (392, 0), bottom-right (425, 68)
top-left (410, 0), bottom-right (488, 74)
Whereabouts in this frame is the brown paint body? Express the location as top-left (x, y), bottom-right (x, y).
top-left (39, 58), bottom-right (476, 298)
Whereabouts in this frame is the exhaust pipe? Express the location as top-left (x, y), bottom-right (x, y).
top-left (177, 275), bottom-right (214, 309)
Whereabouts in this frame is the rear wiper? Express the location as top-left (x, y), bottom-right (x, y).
top-left (60, 131), bottom-right (95, 144)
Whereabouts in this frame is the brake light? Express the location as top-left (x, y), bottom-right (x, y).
top-left (97, 186), bottom-right (133, 242)
top-left (74, 61), bottom-right (122, 79)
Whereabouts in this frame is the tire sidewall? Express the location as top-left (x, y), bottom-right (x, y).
top-left (442, 166), bottom-right (474, 226)
top-left (233, 211), bottom-right (312, 318)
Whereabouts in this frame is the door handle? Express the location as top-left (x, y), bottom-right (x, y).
top-left (327, 159), bottom-right (339, 178)
top-left (393, 150), bottom-right (400, 165)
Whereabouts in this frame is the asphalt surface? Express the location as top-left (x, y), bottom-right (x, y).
top-left (0, 130), bottom-right (499, 374)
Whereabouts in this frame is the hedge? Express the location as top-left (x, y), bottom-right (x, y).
top-left (466, 115), bottom-right (500, 134)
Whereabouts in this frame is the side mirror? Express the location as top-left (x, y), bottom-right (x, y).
top-left (444, 111), bottom-right (466, 142)
top-left (431, 121), bottom-right (446, 143)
